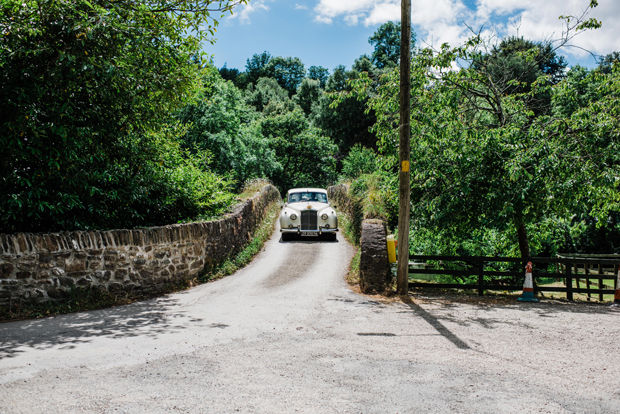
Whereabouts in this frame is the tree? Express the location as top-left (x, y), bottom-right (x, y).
top-left (294, 78), bottom-right (322, 116)
top-left (308, 66), bottom-right (329, 89)
top-left (314, 65), bottom-right (377, 157)
top-left (474, 36), bottom-right (567, 115)
top-left (245, 77), bottom-right (296, 114)
top-left (325, 65), bottom-right (349, 92)
top-left (263, 56), bottom-right (306, 97)
top-left (0, 0), bottom-right (245, 232)
top-left (352, 55), bottom-right (379, 77)
top-left (552, 65), bottom-right (603, 117)
top-left (178, 67), bottom-right (281, 189)
top-left (245, 51), bottom-right (272, 85)
top-left (369, 21), bottom-right (416, 69)
top-left (340, 145), bottom-right (379, 180)
top-left (352, 2), bottom-right (604, 258)
top-left (261, 109), bottom-right (337, 191)
top-left (219, 64), bottom-right (240, 83)
top-left (598, 51), bottom-right (620, 74)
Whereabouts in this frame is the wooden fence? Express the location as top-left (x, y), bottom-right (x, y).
top-left (407, 255), bottom-right (618, 301)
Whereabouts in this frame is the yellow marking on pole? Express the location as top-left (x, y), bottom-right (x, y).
top-left (402, 161), bottom-right (410, 172)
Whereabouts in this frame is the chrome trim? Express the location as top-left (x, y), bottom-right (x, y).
top-left (301, 210), bottom-right (318, 231)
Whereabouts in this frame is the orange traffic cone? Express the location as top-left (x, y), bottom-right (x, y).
top-left (518, 261), bottom-right (538, 302)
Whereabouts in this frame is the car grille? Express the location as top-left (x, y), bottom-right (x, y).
top-left (301, 210), bottom-right (318, 230)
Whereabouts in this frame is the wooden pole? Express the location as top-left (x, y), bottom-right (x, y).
top-left (397, 0), bottom-right (412, 295)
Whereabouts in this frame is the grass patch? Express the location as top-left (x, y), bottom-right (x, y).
top-left (337, 209), bottom-right (358, 246)
top-left (337, 209), bottom-right (361, 286)
top-left (237, 178), bottom-right (273, 201)
top-left (346, 249), bottom-right (361, 285)
top-left (0, 200), bottom-right (280, 324)
top-left (200, 200), bottom-right (280, 282)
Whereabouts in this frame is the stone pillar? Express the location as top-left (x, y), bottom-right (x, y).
top-left (359, 220), bottom-right (392, 294)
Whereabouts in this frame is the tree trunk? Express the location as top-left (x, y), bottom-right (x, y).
top-left (516, 221), bottom-right (530, 258)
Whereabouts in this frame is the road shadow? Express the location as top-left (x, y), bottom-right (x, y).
top-left (401, 296), bottom-right (471, 349)
top-left (279, 236), bottom-right (338, 244)
top-left (412, 292), bottom-right (620, 314)
top-left (405, 292), bottom-right (620, 332)
top-left (0, 295), bottom-right (209, 360)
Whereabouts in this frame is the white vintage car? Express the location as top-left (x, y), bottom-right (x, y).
top-left (280, 188), bottom-right (338, 241)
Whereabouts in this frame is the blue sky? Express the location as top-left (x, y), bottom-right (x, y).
top-left (206, 1), bottom-right (377, 72)
top-left (205, 0), bottom-right (618, 73)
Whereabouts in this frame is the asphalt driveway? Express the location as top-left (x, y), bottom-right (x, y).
top-left (1, 223), bottom-right (619, 413)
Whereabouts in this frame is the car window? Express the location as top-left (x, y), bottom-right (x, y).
top-left (288, 192), bottom-right (327, 203)
top-left (314, 193), bottom-right (327, 203)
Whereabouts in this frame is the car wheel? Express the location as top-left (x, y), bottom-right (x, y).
top-left (327, 233), bottom-right (337, 242)
top-left (281, 233), bottom-right (295, 242)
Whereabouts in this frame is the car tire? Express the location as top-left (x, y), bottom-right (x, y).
top-left (281, 233), bottom-right (295, 242)
top-left (327, 233), bottom-right (337, 242)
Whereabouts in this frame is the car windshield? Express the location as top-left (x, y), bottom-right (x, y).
top-left (288, 192), bottom-right (327, 203)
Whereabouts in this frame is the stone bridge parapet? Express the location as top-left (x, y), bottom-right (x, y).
top-left (0, 185), bottom-right (281, 305)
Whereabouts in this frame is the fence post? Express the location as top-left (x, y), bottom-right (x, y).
top-left (598, 263), bottom-right (603, 302)
top-left (478, 260), bottom-right (484, 297)
top-left (585, 263), bottom-right (591, 301)
top-left (613, 264), bottom-right (620, 307)
top-left (574, 263), bottom-right (580, 295)
top-left (566, 261), bottom-right (573, 301)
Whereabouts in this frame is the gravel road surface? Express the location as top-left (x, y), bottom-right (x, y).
top-left (1, 223), bottom-right (619, 413)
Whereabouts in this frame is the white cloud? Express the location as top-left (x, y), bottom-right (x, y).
top-left (313, 0), bottom-right (476, 50)
top-left (312, 0), bottom-right (375, 24)
top-left (295, 4), bottom-right (308, 10)
top-left (231, 0), bottom-right (272, 24)
top-left (492, 0), bottom-right (620, 62)
top-left (311, 0), bottom-right (619, 62)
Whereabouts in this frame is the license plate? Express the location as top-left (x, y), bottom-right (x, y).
top-left (301, 232), bottom-right (319, 237)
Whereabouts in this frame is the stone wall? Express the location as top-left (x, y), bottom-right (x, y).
top-left (359, 220), bottom-right (391, 294)
top-left (328, 184), bottom-right (363, 244)
top-left (327, 184), bottom-right (350, 213)
top-left (327, 184), bottom-right (392, 293)
top-left (0, 185), bottom-right (281, 306)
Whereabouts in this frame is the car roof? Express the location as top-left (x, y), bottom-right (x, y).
top-left (287, 188), bottom-right (327, 194)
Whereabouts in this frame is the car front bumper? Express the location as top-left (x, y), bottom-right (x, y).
top-left (280, 226), bottom-right (339, 235)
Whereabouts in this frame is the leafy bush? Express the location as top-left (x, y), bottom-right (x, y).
top-left (179, 68), bottom-right (282, 191)
top-left (0, 0), bottom-right (240, 233)
top-left (349, 173), bottom-right (390, 221)
top-left (340, 145), bottom-right (379, 180)
top-left (1, 125), bottom-right (236, 232)
top-left (261, 109), bottom-right (338, 191)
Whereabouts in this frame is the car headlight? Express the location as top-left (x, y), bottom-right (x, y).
top-left (290, 214), bottom-right (297, 220)
top-left (321, 214), bottom-right (328, 220)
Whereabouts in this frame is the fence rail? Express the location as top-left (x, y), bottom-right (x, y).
top-left (407, 255), bottom-right (619, 301)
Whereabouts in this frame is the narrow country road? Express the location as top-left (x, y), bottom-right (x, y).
top-left (1, 222), bottom-right (619, 413)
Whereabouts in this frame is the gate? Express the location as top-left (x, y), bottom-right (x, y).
top-left (407, 255), bottom-right (618, 301)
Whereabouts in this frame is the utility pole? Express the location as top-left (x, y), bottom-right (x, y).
top-left (397, 0), bottom-right (411, 295)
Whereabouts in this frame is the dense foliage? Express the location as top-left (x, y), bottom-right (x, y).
top-left (4, 0), bottom-right (614, 264)
top-left (344, 2), bottom-right (619, 258)
top-left (0, 0), bottom-right (246, 233)
top-left (178, 67), bottom-right (280, 190)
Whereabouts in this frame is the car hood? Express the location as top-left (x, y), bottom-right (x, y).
top-left (285, 202), bottom-right (331, 213)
